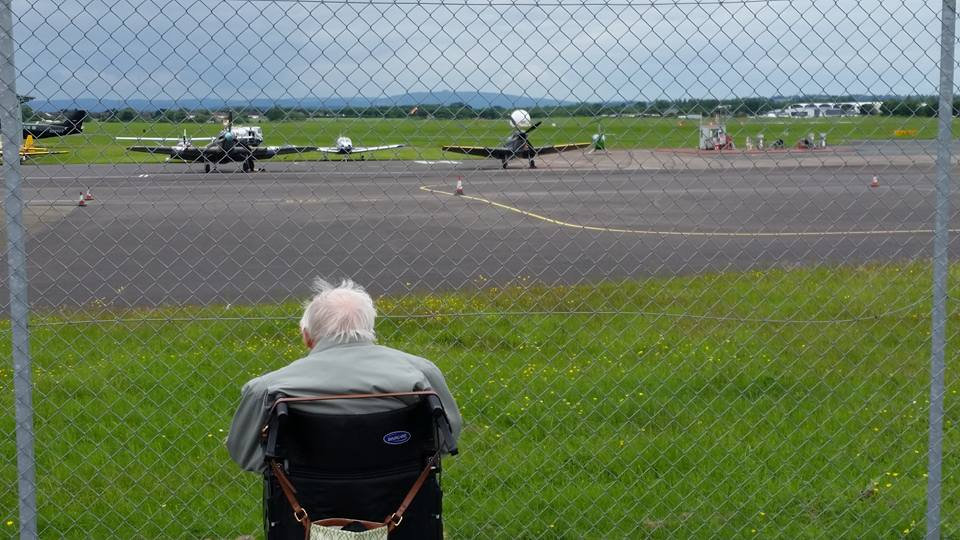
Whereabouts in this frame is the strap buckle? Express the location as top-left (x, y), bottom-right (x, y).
top-left (388, 513), bottom-right (403, 528)
top-left (294, 508), bottom-right (309, 523)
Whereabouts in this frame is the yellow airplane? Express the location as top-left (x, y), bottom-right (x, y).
top-left (0, 135), bottom-right (68, 163)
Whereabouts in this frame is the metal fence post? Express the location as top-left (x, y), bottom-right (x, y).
top-left (927, 1), bottom-right (956, 538)
top-left (0, 0), bottom-right (36, 538)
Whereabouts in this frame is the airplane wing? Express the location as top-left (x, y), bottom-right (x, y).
top-left (256, 145), bottom-right (320, 157)
top-left (126, 145), bottom-right (180, 156)
top-left (441, 146), bottom-right (512, 159)
top-left (351, 144), bottom-right (405, 153)
top-left (17, 135), bottom-right (68, 157)
top-left (532, 143), bottom-right (592, 156)
top-left (128, 146), bottom-right (224, 162)
top-left (21, 149), bottom-right (68, 157)
top-left (0, 148), bottom-right (68, 159)
top-left (116, 136), bottom-right (215, 142)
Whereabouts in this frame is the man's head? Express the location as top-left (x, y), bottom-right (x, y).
top-left (299, 278), bottom-right (376, 348)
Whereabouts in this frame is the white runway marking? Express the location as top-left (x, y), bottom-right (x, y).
top-left (420, 184), bottom-right (955, 237)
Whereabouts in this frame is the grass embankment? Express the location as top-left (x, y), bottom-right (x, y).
top-left (21, 115), bottom-right (947, 165)
top-left (0, 263), bottom-right (958, 538)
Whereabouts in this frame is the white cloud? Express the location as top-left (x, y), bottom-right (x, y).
top-left (12, 0), bottom-right (943, 104)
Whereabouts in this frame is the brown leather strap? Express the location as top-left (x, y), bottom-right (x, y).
top-left (273, 390), bottom-right (437, 409)
top-left (385, 453), bottom-right (438, 532)
top-left (270, 461), bottom-right (312, 533)
top-left (272, 454), bottom-right (438, 535)
top-left (261, 391), bottom-right (440, 440)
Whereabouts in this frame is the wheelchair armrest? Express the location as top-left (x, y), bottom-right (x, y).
top-left (426, 394), bottom-right (458, 456)
top-left (263, 401), bottom-right (289, 459)
top-left (426, 394), bottom-right (444, 418)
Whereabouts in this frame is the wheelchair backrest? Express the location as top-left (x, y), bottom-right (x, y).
top-left (261, 392), bottom-right (452, 540)
top-left (265, 393), bottom-right (442, 475)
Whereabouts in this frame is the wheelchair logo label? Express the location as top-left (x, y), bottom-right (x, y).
top-left (383, 431), bottom-right (412, 445)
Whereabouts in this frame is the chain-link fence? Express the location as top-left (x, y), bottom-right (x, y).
top-left (1, 0), bottom-right (958, 537)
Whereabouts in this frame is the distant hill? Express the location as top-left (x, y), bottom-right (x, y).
top-left (316, 91), bottom-right (572, 109)
top-left (28, 91), bottom-right (572, 112)
top-left (769, 94), bottom-right (896, 102)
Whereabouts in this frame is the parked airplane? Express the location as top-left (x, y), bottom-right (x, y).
top-left (441, 110), bottom-right (590, 169)
top-left (0, 135), bottom-right (68, 163)
top-left (3, 109), bottom-right (86, 140)
top-left (317, 136), bottom-right (404, 159)
top-left (117, 113), bottom-right (319, 172)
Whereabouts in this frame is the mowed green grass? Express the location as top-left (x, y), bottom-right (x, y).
top-left (0, 263), bottom-right (958, 538)
top-left (21, 115), bottom-right (946, 165)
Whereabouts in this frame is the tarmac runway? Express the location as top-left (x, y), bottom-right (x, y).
top-left (5, 146), bottom-right (958, 309)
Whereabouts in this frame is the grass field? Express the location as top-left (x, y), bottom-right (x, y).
top-left (17, 115), bottom-right (948, 165)
top-left (0, 262), bottom-right (958, 538)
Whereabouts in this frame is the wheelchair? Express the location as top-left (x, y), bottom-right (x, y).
top-left (260, 391), bottom-right (458, 539)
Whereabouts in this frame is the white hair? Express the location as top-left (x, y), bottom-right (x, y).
top-left (299, 278), bottom-right (376, 343)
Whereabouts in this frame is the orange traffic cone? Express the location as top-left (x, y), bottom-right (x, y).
top-left (870, 176), bottom-right (879, 188)
top-left (455, 177), bottom-right (464, 196)
top-left (77, 192), bottom-right (86, 207)
top-left (84, 189), bottom-right (94, 201)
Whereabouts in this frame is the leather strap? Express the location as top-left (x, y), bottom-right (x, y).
top-left (261, 391), bottom-right (440, 441)
top-left (270, 461), bottom-right (312, 535)
top-left (385, 453), bottom-right (438, 531)
top-left (272, 390), bottom-right (438, 411)
top-left (272, 453), bottom-right (439, 535)
top-left (278, 390), bottom-right (438, 400)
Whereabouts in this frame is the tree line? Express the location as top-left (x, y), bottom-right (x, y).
top-left (20, 95), bottom-right (951, 123)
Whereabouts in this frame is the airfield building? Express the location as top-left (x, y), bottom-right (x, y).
top-left (765, 101), bottom-right (882, 118)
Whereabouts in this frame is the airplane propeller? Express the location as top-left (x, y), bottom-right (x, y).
top-left (514, 121), bottom-right (542, 144)
top-left (510, 116), bottom-right (542, 137)
top-left (222, 111), bottom-right (235, 146)
top-left (523, 121), bottom-right (543, 135)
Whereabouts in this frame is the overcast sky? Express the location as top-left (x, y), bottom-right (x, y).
top-left (12, 0), bottom-right (943, 105)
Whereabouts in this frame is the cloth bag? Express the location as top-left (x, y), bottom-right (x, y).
top-left (309, 521), bottom-right (388, 540)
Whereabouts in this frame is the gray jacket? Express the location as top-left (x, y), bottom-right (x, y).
top-left (226, 337), bottom-right (462, 472)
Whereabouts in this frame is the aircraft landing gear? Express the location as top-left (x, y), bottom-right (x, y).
top-left (242, 158), bottom-right (255, 172)
top-left (529, 159), bottom-right (537, 169)
top-left (501, 160), bottom-right (508, 169)
top-left (204, 163), bottom-right (211, 173)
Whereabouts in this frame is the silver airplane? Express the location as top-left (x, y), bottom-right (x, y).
top-left (317, 136), bottom-right (404, 160)
top-left (117, 113), bottom-right (320, 172)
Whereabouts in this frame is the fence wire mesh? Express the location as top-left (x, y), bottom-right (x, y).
top-left (1, 0), bottom-right (959, 537)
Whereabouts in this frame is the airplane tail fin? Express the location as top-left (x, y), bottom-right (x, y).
top-left (23, 134), bottom-right (34, 150)
top-left (62, 110), bottom-right (86, 134)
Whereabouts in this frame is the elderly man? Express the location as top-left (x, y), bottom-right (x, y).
top-left (227, 278), bottom-right (462, 472)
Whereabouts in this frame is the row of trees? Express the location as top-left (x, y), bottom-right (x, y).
top-left (879, 97), bottom-right (938, 117)
top-left (21, 96), bottom-right (950, 123)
